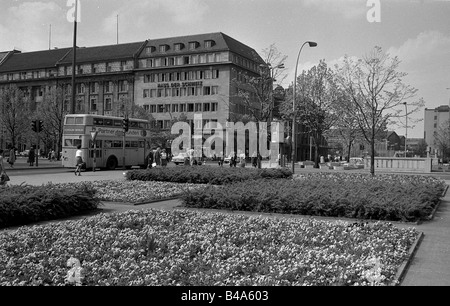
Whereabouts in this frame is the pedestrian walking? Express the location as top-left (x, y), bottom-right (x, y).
top-left (146, 150), bottom-right (154, 169)
top-left (50, 150), bottom-right (56, 162)
top-left (154, 147), bottom-right (162, 167)
top-left (8, 147), bottom-right (16, 168)
top-left (28, 147), bottom-right (35, 166)
top-left (161, 149), bottom-right (167, 167)
top-left (74, 144), bottom-right (83, 176)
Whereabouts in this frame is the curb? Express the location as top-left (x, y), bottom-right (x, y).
top-left (132, 196), bottom-right (183, 206)
top-left (420, 184), bottom-right (449, 224)
top-left (391, 231), bottom-right (424, 286)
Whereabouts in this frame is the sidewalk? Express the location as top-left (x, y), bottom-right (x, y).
top-left (4, 166), bottom-right (450, 286)
top-left (5, 156), bottom-right (63, 170)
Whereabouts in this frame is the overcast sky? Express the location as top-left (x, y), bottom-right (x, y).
top-left (1, 0), bottom-right (449, 138)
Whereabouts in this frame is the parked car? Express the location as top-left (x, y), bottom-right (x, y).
top-left (172, 153), bottom-right (189, 165)
top-left (19, 150), bottom-right (30, 157)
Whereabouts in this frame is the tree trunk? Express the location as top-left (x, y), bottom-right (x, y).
top-left (370, 134), bottom-right (375, 176)
top-left (314, 143), bottom-right (320, 168)
top-left (346, 140), bottom-right (353, 162)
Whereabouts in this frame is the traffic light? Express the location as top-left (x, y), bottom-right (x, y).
top-left (31, 120), bottom-right (37, 132)
top-left (38, 120), bottom-right (44, 133)
top-left (122, 118), bottom-right (129, 132)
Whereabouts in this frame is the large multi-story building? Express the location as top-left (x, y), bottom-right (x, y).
top-left (134, 32), bottom-right (265, 130)
top-left (424, 105), bottom-right (450, 154)
top-left (0, 32), bottom-right (268, 154)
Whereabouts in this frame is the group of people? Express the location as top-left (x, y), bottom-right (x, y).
top-left (146, 147), bottom-right (169, 169)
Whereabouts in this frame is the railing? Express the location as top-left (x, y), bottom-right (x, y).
top-left (364, 157), bottom-right (434, 173)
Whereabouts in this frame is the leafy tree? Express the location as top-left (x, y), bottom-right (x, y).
top-left (334, 47), bottom-right (425, 175)
top-left (280, 60), bottom-right (340, 167)
top-left (0, 86), bottom-right (31, 150)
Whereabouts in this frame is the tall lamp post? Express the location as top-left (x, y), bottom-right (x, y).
top-left (291, 41), bottom-right (317, 174)
top-left (403, 102), bottom-right (408, 158)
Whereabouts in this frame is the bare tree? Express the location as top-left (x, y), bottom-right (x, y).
top-left (0, 85), bottom-right (31, 150)
top-left (434, 120), bottom-right (450, 161)
top-left (37, 86), bottom-right (69, 159)
top-left (280, 60), bottom-right (340, 167)
top-left (334, 47), bottom-right (425, 175)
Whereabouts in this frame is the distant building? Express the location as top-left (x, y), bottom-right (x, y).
top-left (424, 105), bottom-right (450, 154)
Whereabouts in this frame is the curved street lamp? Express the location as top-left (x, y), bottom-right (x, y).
top-left (291, 41), bottom-right (317, 174)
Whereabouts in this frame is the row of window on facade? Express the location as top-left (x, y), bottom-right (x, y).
top-left (139, 52), bottom-right (227, 68)
top-left (143, 102), bottom-right (219, 114)
top-left (142, 86), bottom-right (219, 99)
top-left (145, 40), bottom-right (215, 55)
top-left (151, 118), bottom-right (219, 130)
top-left (143, 69), bottom-right (220, 83)
top-left (75, 80), bottom-right (130, 95)
top-left (0, 61), bottom-right (134, 82)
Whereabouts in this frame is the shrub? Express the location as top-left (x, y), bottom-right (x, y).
top-left (0, 183), bottom-right (101, 228)
top-left (125, 167), bottom-right (292, 185)
top-left (181, 174), bottom-right (446, 222)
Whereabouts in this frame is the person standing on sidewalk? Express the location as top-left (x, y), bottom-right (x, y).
top-left (8, 147), bottom-right (16, 168)
top-left (74, 145), bottom-right (83, 176)
top-left (28, 147), bottom-right (35, 166)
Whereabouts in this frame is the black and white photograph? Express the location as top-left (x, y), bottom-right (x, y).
top-left (1, 0), bottom-right (450, 293)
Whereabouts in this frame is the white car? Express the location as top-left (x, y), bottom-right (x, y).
top-left (172, 153), bottom-right (189, 165)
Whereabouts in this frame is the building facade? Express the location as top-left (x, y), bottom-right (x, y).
top-left (0, 32), bottom-right (267, 154)
top-left (424, 105), bottom-right (450, 154)
top-left (134, 32), bottom-right (266, 131)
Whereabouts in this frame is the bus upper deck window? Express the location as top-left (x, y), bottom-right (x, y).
top-left (105, 119), bottom-right (113, 126)
top-left (94, 118), bottom-right (104, 125)
top-left (66, 117), bottom-right (75, 125)
top-left (114, 120), bottom-right (122, 127)
top-left (75, 117), bottom-right (84, 125)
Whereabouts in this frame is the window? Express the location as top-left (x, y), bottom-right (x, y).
top-left (204, 40), bottom-right (215, 48)
top-left (143, 89), bottom-right (150, 98)
top-left (188, 87), bottom-right (196, 96)
top-left (184, 56), bottom-right (190, 65)
top-left (145, 46), bottom-right (156, 54)
top-left (157, 104), bottom-right (164, 113)
top-left (143, 105), bottom-right (150, 111)
top-left (172, 104), bottom-right (179, 113)
top-left (195, 103), bottom-right (202, 112)
top-left (157, 89), bottom-right (164, 97)
top-left (150, 105), bottom-right (156, 113)
top-left (180, 104), bottom-right (186, 112)
top-left (207, 54), bottom-right (214, 63)
top-left (191, 55), bottom-right (199, 64)
top-left (203, 86), bottom-right (211, 95)
top-left (212, 103), bottom-right (218, 112)
top-left (168, 57), bottom-right (175, 66)
top-left (104, 97), bottom-right (112, 111)
top-left (118, 80), bottom-right (128, 92)
top-left (199, 54), bottom-right (206, 64)
top-left (150, 89), bottom-right (156, 98)
top-left (212, 86), bottom-right (219, 95)
top-left (212, 70), bottom-right (219, 79)
top-left (164, 120), bottom-right (171, 129)
top-left (77, 84), bottom-right (85, 94)
top-left (90, 82), bottom-right (99, 93)
top-left (165, 104), bottom-right (170, 113)
top-left (188, 103), bottom-right (194, 112)
top-left (172, 88), bottom-right (180, 97)
top-left (90, 98), bottom-right (97, 111)
top-left (205, 70), bottom-right (212, 79)
top-left (203, 103), bottom-right (210, 112)
top-left (189, 42), bottom-right (198, 50)
top-left (174, 43), bottom-right (184, 51)
top-left (159, 45), bottom-right (169, 52)
top-left (104, 81), bottom-right (113, 93)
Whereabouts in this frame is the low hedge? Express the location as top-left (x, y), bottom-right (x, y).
top-left (181, 174), bottom-right (446, 222)
top-left (125, 166), bottom-right (292, 185)
top-left (0, 183), bottom-right (101, 229)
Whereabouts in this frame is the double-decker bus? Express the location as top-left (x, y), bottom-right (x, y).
top-left (61, 114), bottom-right (151, 170)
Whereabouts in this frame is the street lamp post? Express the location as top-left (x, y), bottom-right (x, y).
top-left (291, 41), bottom-right (317, 174)
top-left (403, 102), bottom-right (408, 158)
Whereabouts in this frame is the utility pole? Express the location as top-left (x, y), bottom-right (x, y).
top-left (71, 0), bottom-right (78, 114)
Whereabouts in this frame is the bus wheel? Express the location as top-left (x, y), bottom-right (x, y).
top-left (106, 156), bottom-right (118, 170)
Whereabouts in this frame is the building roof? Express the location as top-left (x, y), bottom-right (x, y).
top-left (0, 48), bottom-right (72, 73)
top-left (0, 52), bottom-right (9, 65)
top-left (142, 32), bottom-right (265, 64)
top-left (58, 41), bottom-right (147, 64)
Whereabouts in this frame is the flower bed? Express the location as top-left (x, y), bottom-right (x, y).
top-left (181, 173), bottom-right (446, 222)
top-left (58, 180), bottom-right (207, 204)
top-left (0, 183), bottom-right (101, 229)
top-left (0, 209), bottom-right (419, 286)
top-left (125, 167), bottom-right (292, 185)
